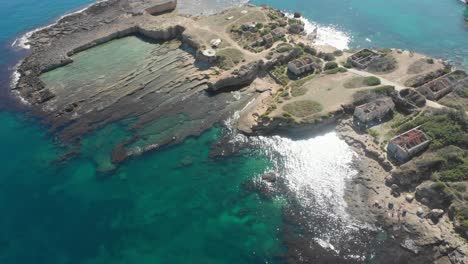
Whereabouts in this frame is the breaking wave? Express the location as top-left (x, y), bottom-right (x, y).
top-left (11, 0), bottom-right (110, 50)
top-left (285, 12), bottom-right (351, 50)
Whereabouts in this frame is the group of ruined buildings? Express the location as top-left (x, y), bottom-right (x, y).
top-left (349, 49), bottom-right (467, 163)
top-left (119, 2), bottom-right (464, 164)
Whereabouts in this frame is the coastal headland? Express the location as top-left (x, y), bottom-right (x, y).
top-left (12, 0), bottom-right (468, 262)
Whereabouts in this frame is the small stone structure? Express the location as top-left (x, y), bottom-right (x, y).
top-left (210, 38), bottom-right (222, 48)
top-left (287, 56), bottom-right (321, 75)
top-left (242, 23), bottom-right (257, 31)
top-left (263, 33), bottom-right (273, 48)
top-left (348, 49), bottom-right (382, 69)
top-left (197, 48), bottom-right (217, 63)
top-left (387, 127), bottom-right (431, 162)
top-left (271, 28), bottom-right (286, 39)
top-left (416, 70), bottom-right (468, 100)
top-left (353, 97), bottom-right (395, 126)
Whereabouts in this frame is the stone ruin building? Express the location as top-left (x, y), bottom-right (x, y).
top-left (353, 97), bottom-right (395, 126)
top-left (287, 56), bottom-right (321, 75)
top-left (387, 127), bottom-right (431, 162)
top-left (416, 70), bottom-right (468, 100)
top-left (348, 49), bottom-right (382, 69)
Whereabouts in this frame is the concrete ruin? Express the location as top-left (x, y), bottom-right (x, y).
top-left (387, 127), bottom-right (431, 162)
top-left (348, 49), bottom-right (382, 69)
top-left (416, 70), bottom-right (468, 100)
top-left (287, 56), bottom-right (321, 75)
top-left (271, 27), bottom-right (286, 39)
top-left (198, 48), bottom-right (217, 63)
top-left (353, 97), bottom-right (395, 126)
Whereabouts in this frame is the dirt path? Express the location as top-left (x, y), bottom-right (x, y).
top-left (346, 68), bottom-right (447, 109)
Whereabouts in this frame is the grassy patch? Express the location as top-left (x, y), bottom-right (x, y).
top-left (363, 76), bottom-right (381, 86)
top-left (216, 48), bottom-right (244, 70)
top-left (271, 65), bottom-right (290, 85)
top-left (353, 85), bottom-right (395, 105)
top-left (289, 74), bottom-right (315, 97)
top-left (283, 100), bottom-right (323, 117)
top-left (325, 67), bottom-right (347, 74)
top-left (276, 43), bottom-right (293, 53)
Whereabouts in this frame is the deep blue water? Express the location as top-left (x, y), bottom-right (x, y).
top-left (253, 0), bottom-right (468, 68)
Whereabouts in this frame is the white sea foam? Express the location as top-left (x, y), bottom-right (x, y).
top-left (12, 0), bottom-right (109, 50)
top-left (251, 133), bottom-right (357, 215)
top-left (285, 13), bottom-right (351, 50)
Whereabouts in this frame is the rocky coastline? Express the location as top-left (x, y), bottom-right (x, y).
top-left (10, 0), bottom-right (468, 262)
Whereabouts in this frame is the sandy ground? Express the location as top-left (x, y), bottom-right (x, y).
top-left (372, 50), bottom-right (445, 86)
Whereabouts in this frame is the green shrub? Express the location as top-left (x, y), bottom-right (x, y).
top-left (318, 52), bottom-right (335, 61)
top-left (367, 128), bottom-right (379, 139)
top-left (439, 164), bottom-right (468, 182)
top-left (256, 23), bottom-right (264, 29)
top-left (333, 50), bottom-right (343, 56)
top-left (342, 61), bottom-right (353, 68)
top-left (426, 58), bottom-right (434, 64)
top-left (277, 43), bottom-right (293, 53)
top-left (324, 62), bottom-right (338, 70)
top-left (363, 76), bottom-right (381, 86)
top-left (261, 28), bottom-right (271, 36)
top-left (325, 67), bottom-right (347, 74)
top-left (372, 85), bottom-right (395, 95)
top-left (304, 46), bottom-right (317, 56)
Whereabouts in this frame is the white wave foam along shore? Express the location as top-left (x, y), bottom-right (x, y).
top-left (285, 12), bottom-right (351, 50)
top-left (252, 132), bottom-right (357, 217)
top-left (12, 0), bottom-right (110, 50)
top-left (245, 132), bottom-right (370, 256)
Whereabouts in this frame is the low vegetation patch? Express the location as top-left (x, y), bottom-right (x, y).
top-left (325, 67), bottom-right (347, 74)
top-left (283, 100), bottom-right (323, 117)
top-left (397, 110), bottom-right (466, 149)
top-left (344, 76), bottom-right (381, 88)
top-left (363, 76), bottom-right (381, 86)
top-left (276, 43), bottom-right (293, 53)
top-left (318, 52), bottom-right (335, 61)
top-left (324, 62), bottom-right (338, 70)
top-left (353, 85), bottom-right (395, 104)
top-left (342, 61), bottom-right (353, 68)
top-left (216, 48), bottom-right (244, 70)
top-left (367, 55), bottom-right (397, 73)
top-left (289, 74), bottom-right (316, 97)
top-left (271, 65), bottom-right (290, 85)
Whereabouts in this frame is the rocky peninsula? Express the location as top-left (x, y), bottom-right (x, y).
top-left (13, 0), bottom-right (468, 262)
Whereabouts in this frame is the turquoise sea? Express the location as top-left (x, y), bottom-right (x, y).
top-left (0, 0), bottom-right (466, 263)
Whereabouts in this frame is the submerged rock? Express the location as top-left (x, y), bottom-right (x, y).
top-left (261, 172), bottom-right (277, 183)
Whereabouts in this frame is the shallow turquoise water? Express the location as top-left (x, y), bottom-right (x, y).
top-left (0, 111), bottom-right (284, 263)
